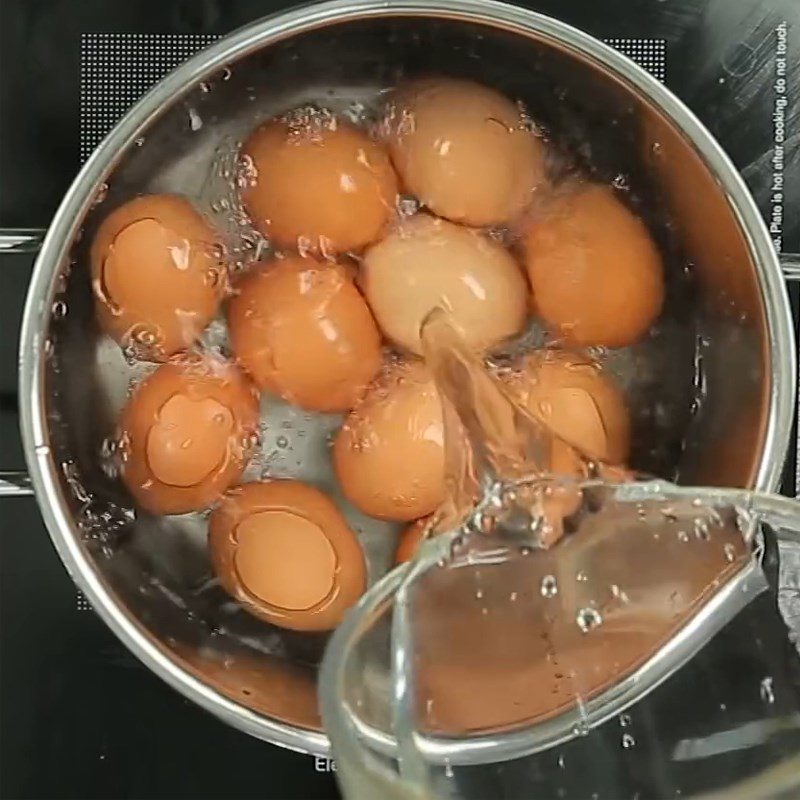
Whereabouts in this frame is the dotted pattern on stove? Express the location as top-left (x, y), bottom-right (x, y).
top-left (79, 33), bottom-right (667, 161)
top-left (74, 33), bottom-right (667, 613)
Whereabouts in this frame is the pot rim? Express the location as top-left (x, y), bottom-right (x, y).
top-left (18, 0), bottom-right (796, 757)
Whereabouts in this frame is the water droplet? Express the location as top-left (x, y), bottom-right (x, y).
top-left (52, 300), bottom-right (68, 319)
top-left (651, 141), bottom-right (663, 156)
top-left (276, 435), bottom-right (289, 448)
top-left (199, 81), bottom-right (212, 93)
top-left (760, 676), bottom-right (775, 704)
top-left (444, 760), bottom-right (454, 778)
top-left (43, 338), bottom-right (54, 358)
top-left (35, 444), bottom-right (50, 457)
top-left (541, 575), bottom-right (558, 598)
top-left (619, 713), bottom-right (632, 727)
top-left (621, 733), bottom-right (636, 749)
top-left (576, 571), bottom-right (588, 582)
top-left (576, 607), bottom-right (603, 633)
top-left (134, 137), bottom-right (145, 147)
top-left (724, 543), bottom-right (737, 563)
top-left (557, 754), bottom-right (566, 769)
top-left (221, 66), bottom-right (232, 81)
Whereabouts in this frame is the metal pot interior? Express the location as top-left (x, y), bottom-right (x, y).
top-left (37, 12), bottom-right (775, 745)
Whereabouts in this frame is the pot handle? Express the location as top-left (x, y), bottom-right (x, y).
top-left (783, 253), bottom-right (800, 282)
top-left (1, 472), bottom-right (34, 497)
top-left (0, 228), bottom-right (47, 254)
top-left (1, 227), bottom-right (46, 499)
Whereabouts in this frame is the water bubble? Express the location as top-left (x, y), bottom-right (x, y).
top-left (619, 713), bottom-right (632, 727)
top-left (541, 575), bottom-right (558, 598)
top-left (621, 733), bottom-right (636, 749)
top-left (52, 300), bottom-right (68, 319)
top-left (571, 720), bottom-right (590, 737)
top-left (651, 142), bottom-right (663, 156)
top-left (43, 338), bottom-right (54, 359)
top-left (760, 676), bottom-right (775, 704)
top-left (444, 760), bottom-right (454, 778)
top-left (205, 267), bottom-right (221, 288)
top-left (611, 584), bottom-right (630, 604)
top-left (221, 66), bottom-right (232, 81)
top-left (188, 107), bottom-right (203, 131)
top-left (92, 182), bottom-right (109, 207)
top-left (576, 607), bottom-right (603, 633)
top-left (134, 137), bottom-right (145, 147)
top-left (612, 174), bottom-right (629, 191)
top-left (199, 81), bottom-right (211, 93)
top-left (396, 195), bottom-right (420, 217)
top-left (276, 435), bottom-right (289, 449)
top-left (723, 543), bottom-right (737, 563)
top-left (557, 754), bottom-right (566, 769)
top-left (576, 571), bottom-right (588, 583)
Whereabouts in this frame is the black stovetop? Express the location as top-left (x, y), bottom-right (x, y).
top-left (1, 1), bottom-right (798, 799)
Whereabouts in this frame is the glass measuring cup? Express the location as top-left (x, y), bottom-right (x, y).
top-left (319, 480), bottom-right (800, 800)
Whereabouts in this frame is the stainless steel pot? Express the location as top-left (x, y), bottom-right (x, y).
top-left (3, 0), bottom-right (797, 757)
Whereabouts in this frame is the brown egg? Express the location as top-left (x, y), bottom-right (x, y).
top-left (208, 480), bottom-right (366, 632)
top-left (91, 194), bottom-right (225, 360)
top-left (227, 256), bottom-right (382, 412)
top-left (501, 351), bottom-right (630, 467)
top-left (381, 78), bottom-right (546, 226)
top-left (333, 360), bottom-right (446, 521)
top-left (362, 214), bottom-right (528, 355)
top-left (241, 108), bottom-right (398, 255)
top-left (521, 184), bottom-right (664, 348)
top-left (395, 517), bottom-right (434, 564)
top-left (118, 355), bottom-right (259, 514)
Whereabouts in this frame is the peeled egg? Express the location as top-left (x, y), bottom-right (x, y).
top-left (501, 351), bottom-right (630, 468)
top-left (381, 78), bottom-right (545, 226)
top-left (362, 214), bottom-right (528, 355)
top-left (227, 256), bottom-right (382, 412)
top-left (521, 184), bottom-right (664, 348)
top-left (117, 355), bottom-right (259, 514)
top-left (395, 517), bottom-right (433, 564)
top-left (241, 107), bottom-right (398, 255)
top-left (208, 480), bottom-right (366, 632)
top-left (91, 194), bottom-right (225, 359)
top-left (333, 360), bottom-right (445, 521)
